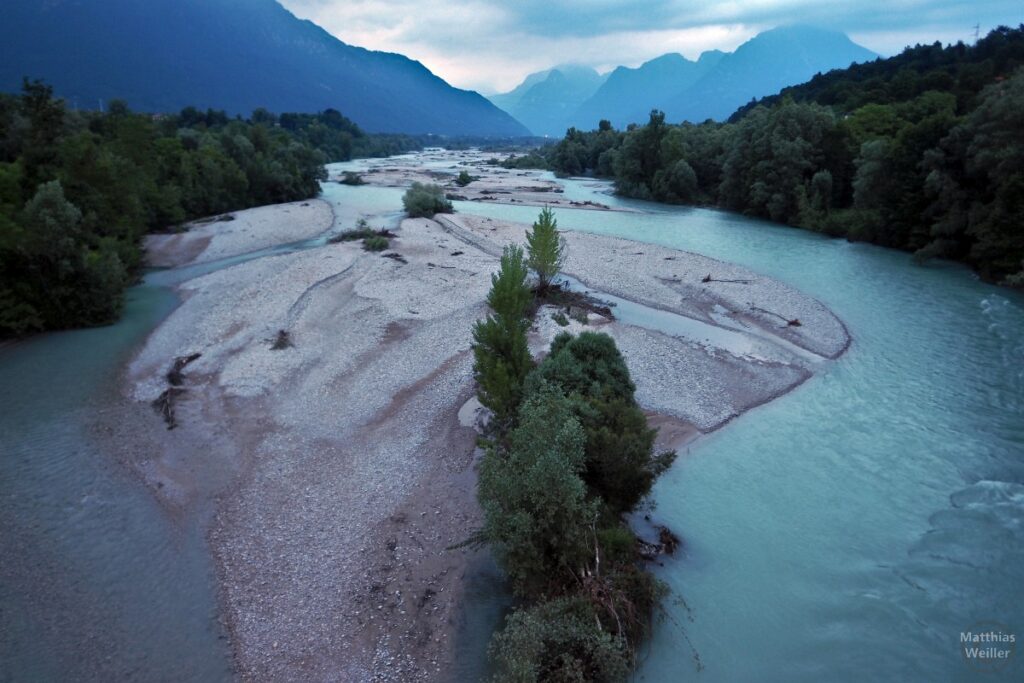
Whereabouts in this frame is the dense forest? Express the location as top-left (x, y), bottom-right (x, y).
top-left (0, 81), bottom-right (423, 336)
top-left (544, 26), bottom-right (1024, 285)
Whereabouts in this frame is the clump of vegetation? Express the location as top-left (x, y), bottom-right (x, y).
top-left (339, 171), bottom-right (365, 185)
top-left (529, 331), bottom-right (676, 514)
top-left (570, 307), bottom-right (589, 325)
top-left (488, 595), bottom-right (629, 683)
top-left (497, 152), bottom-right (550, 170)
top-left (328, 218), bottom-right (395, 244)
top-left (470, 212), bottom-right (676, 681)
top-left (402, 182), bottom-right (453, 218)
top-left (362, 235), bottom-right (389, 251)
top-left (551, 311), bottom-right (569, 326)
top-left (526, 207), bottom-right (566, 294)
top-left (454, 170), bottom-right (477, 186)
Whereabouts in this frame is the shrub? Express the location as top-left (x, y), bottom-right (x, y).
top-left (552, 311), bottom-right (569, 327)
top-left (489, 597), bottom-right (629, 683)
top-left (526, 207), bottom-right (566, 292)
top-left (528, 332), bottom-right (676, 514)
top-left (362, 235), bottom-right (389, 251)
top-left (402, 181), bottom-right (453, 218)
top-left (339, 171), bottom-right (365, 185)
top-left (478, 385), bottom-right (597, 597)
top-left (455, 169), bottom-right (476, 186)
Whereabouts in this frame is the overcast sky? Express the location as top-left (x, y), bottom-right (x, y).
top-left (278, 1), bottom-right (1023, 93)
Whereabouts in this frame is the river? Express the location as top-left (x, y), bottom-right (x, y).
top-left (457, 179), bottom-right (1024, 682)
top-left (1, 166), bottom-right (1021, 681)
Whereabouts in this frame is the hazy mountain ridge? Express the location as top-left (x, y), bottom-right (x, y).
top-left (658, 25), bottom-right (879, 123)
top-left (572, 50), bottom-right (725, 130)
top-left (491, 25), bottom-right (876, 134)
top-left (487, 65), bottom-right (607, 136)
top-left (0, 0), bottom-right (529, 137)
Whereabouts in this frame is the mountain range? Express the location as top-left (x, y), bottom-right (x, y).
top-left (0, 0), bottom-right (528, 137)
top-left (490, 25), bottom-right (878, 135)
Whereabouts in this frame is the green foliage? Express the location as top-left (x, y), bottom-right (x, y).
top-left (402, 181), bottom-right (453, 218)
top-left (0, 180), bottom-right (127, 333)
top-left (487, 244), bottom-right (533, 321)
top-left (478, 385), bottom-right (597, 597)
top-left (526, 207), bottom-right (566, 291)
top-left (0, 81), bottom-right (430, 336)
top-left (496, 152), bottom-right (550, 170)
top-left (542, 26), bottom-right (1024, 284)
top-left (472, 295), bottom-right (674, 679)
top-left (472, 245), bottom-right (533, 429)
top-left (488, 597), bottom-right (629, 683)
top-left (455, 169), bottom-right (477, 186)
top-left (362, 235), bottom-right (389, 251)
top-left (552, 311), bottom-right (569, 327)
top-left (339, 171), bottom-right (365, 185)
top-left (528, 332), bottom-right (676, 514)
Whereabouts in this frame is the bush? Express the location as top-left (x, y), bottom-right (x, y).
top-left (489, 597), bottom-right (629, 683)
top-left (362, 235), bottom-right (389, 251)
top-left (339, 171), bottom-right (365, 185)
top-left (402, 181), bottom-right (453, 218)
top-left (528, 332), bottom-right (676, 514)
top-left (455, 170), bottom-right (476, 186)
top-left (552, 311), bottom-right (569, 327)
top-left (478, 385), bottom-right (597, 597)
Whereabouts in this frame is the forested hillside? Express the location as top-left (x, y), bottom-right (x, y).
top-left (546, 26), bottom-right (1024, 285)
top-left (0, 0), bottom-right (528, 137)
top-left (0, 82), bottom-right (416, 336)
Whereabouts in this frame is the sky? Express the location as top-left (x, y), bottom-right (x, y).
top-left (278, 1), bottom-right (1023, 93)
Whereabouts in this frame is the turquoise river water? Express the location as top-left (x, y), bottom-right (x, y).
top-left (1, 172), bottom-right (1022, 681)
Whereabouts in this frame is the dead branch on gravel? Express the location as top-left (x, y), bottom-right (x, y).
top-left (750, 306), bottom-right (802, 327)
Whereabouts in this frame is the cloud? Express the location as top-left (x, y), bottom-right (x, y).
top-left (278, 0), bottom-right (1024, 92)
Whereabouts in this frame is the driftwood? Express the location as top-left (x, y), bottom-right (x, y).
top-left (166, 353), bottom-right (201, 386)
top-left (382, 252), bottom-right (408, 264)
top-left (152, 387), bottom-right (186, 430)
top-left (637, 524), bottom-right (683, 560)
top-left (701, 273), bottom-right (752, 284)
top-left (751, 305), bottom-right (802, 327)
top-left (271, 329), bottom-right (293, 350)
top-left (154, 353), bottom-right (202, 428)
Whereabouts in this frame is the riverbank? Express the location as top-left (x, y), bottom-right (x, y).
top-left (118, 154), bottom-right (849, 681)
top-left (332, 149), bottom-right (630, 213)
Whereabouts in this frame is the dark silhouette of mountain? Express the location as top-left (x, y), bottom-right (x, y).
top-left (657, 25), bottom-right (877, 123)
top-left (570, 51), bottom-right (724, 130)
top-left (487, 65), bottom-right (606, 136)
top-left (0, 0), bottom-right (529, 137)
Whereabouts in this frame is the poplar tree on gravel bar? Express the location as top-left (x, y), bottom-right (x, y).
top-left (472, 244), bottom-right (533, 431)
top-left (526, 207), bottom-right (566, 293)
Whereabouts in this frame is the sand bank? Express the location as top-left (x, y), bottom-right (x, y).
top-left (121, 154), bottom-right (849, 681)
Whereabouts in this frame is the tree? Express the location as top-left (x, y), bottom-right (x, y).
top-left (478, 384), bottom-right (597, 596)
top-left (528, 332), bottom-right (675, 514)
top-left (472, 245), bottom-right (533, 429)
top-left (525, 207), bottom-right (565, 293)
top-left (488, 597), bottom-right (629, 683)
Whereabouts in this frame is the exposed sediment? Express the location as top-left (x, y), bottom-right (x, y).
top-left (122, 151), bottom-right (850, 681)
